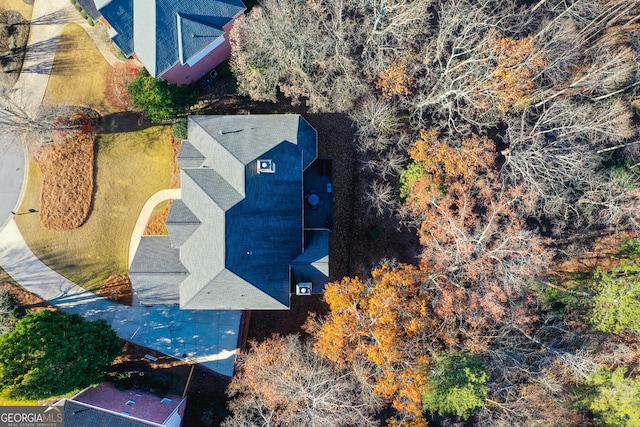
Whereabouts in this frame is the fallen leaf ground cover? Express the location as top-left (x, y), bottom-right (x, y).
top-left (33, 133), bottom-right (95, 230)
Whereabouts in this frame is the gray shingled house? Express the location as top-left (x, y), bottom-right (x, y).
top-left (129, 115), bottom-right (331, 310)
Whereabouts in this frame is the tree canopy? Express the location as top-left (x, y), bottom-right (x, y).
top-left (128, 69), bottom-right (197, 122)
top-left (0, 310), bottom-right (122, 399)
top-left (228, 0), bottom-right (640, 424)
top-left (224, 335), bottom-right (381, 427)
top-left (422, 352), bottom-right (489, 420)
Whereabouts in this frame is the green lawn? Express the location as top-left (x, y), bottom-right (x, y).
top-left (0, 388), bottom-right (81, 406)
top-left (16, 126), bottom-right (173, 291)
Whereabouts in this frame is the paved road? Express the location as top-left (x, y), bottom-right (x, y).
top-left (0, 140), bottom-right (25, 231)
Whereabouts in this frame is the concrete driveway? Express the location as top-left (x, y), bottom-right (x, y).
top-left (0, 220), bottom-right (241, 376)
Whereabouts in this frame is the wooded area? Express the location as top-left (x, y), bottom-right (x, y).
top-left (227, 0), bottom-right (640, 425)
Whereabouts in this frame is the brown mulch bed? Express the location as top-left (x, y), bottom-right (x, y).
top-left (33, 133), bottom-right (95, 230)
top-left (96, 274), bottom-right (133, 305)
top-left (143, 200), bottom-right (172, 235)
top-left (104, 62), bottom-right (138, 111)
top-left (0, 281), bottom-right (55, 312)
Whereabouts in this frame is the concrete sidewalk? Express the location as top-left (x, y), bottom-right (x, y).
top-left (0, 219), bottom-right (240, 376)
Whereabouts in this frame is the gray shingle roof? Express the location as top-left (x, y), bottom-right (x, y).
top-left (63, 400), bottom-right (164, 427)
top-left (129, 115), bottom-right (322, 310)
top-left (177, 115), bottom-right (317, 310)
top-left (129, 236), bottom-right (188, 305)
top-left (98, 0), bottom-right (245, 77)
top-left (166, 199), bottom-right (201, 248)
top-left (76, 0), bottom-right (101, 20)
top-left (177, 140), bottom-right (205, 168)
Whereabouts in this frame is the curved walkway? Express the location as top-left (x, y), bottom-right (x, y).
top-left (129, 189), bottom-right (181, 267)
top-left (0, 0), bottom-right (240, 376)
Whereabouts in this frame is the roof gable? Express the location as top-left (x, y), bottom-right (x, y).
top-left (100, 0), bottom-right (245, 77)
top-left (177, 13), bottom-right (224, 64)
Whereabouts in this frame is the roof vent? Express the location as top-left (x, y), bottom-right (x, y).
top-left (257, 159), bottom-right (276, 174)
top-left (296, 282), bottom-right (312, 295)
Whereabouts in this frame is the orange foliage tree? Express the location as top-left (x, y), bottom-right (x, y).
top-left (403, 130), bottom-right (551, 351)
top-left (375, 62), bottom-right (414, 99)
top-left (308, 263), bottom-right (433, 427)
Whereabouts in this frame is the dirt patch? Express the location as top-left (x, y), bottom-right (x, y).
top-left (554, 230), bottom-right (638, 274)
top-left (0, 10), bottom-right (29, 87)
top-left (0, 282), bottom-right (55, 312)
top-left (32, 133), bottom-right (95, 230)
top-left (104, 62), bottom-right (138, 111)
top-left (96, 274), bottom-right (133, 305)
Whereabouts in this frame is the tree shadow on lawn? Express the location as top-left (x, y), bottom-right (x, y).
top-left (98, 111), bottom-right (153, 134)
top-left (29, 8), bottom-right (76, 26)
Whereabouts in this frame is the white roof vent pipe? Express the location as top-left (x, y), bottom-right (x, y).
top-left (257, 159), bottom-right (276, 174)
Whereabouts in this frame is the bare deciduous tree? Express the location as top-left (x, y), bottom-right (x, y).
top-left (230, 0), bottom-right (433, 112)
top-left (229, 0), bottom-right (366, 112)
top-left (224, 335), bottom-right (382, 427)
top-left (0, 87), bottom-right (88, 146)
top-left (500, 98), bottom-right (637, 231)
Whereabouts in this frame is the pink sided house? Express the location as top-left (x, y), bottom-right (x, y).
top-left (95, 0), bottom-right (246, 85)
top-left (61, 382), bottom-right (187, 427)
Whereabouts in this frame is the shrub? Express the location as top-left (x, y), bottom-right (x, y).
top-left (80, 10), bottom-right (88, 19)
top-left (87, 17), bottom-right (95, 26)
top-left (0, 311), bottom-right (122, 399)
top-left (74, 4), bottom-right (82, 11)
top-left (128, 69), bottom-right (198, 122)
top-left (0, 290), bottom-right (21, 335)
top-left (70, 0), bottom-right (77, 4)
top-left (172, 117), bottom-right (188, 140)
top-left (592, 261), bottom-right (640, 334)
top-left (217, 61), bottom-right (232, 77)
